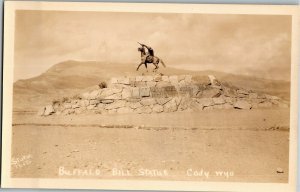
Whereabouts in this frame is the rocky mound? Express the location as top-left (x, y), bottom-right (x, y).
top-left (38, 75), bottom-right (289, 116)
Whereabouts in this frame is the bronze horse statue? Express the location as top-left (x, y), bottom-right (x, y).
top-left (136, 45), bottom-right (166, 72)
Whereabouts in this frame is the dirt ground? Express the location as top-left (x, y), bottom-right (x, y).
top-left (11, 108), bottom-right (289, 183)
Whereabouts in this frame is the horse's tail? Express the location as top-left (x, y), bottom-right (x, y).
top-left (160, 59), bottom-right (166, 68)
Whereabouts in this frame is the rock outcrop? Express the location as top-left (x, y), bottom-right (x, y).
top-left (38, 75), bottom-right (289, 116)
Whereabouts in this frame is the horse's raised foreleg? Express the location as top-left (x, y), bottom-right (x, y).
top-left (136, 62), bottom-right (144, 71)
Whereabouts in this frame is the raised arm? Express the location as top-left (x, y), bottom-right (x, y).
top-left (142, 44), bottom-right (151, 50)
top-left (138, 42), bottom-right (151, 50)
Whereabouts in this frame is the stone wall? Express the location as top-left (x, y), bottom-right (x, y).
top-left (38, 75), bottom-right (289, 116)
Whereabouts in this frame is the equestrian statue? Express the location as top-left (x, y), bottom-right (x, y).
top-left (136, 42), bottom-right (166, 72)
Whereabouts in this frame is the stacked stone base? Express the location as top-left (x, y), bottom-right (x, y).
top-left (38, 75), bottom-right (289, 116)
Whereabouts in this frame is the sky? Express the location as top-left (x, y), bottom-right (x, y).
top-left (14, 10), bottom-right (291, 81)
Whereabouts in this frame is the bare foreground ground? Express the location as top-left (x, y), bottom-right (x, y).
top-left (11, 108), bottom-right (289, 183)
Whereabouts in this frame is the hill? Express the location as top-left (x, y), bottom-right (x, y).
top-left (13, 60), bottom-right (290, 111)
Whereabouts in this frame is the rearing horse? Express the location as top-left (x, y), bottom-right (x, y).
top-left (136, 46), bottom-right (166, 72)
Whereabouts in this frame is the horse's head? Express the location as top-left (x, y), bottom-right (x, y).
top-left (138, 47), bottom-right (146, 57)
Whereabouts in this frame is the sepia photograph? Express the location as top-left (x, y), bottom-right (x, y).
top-left (1, 1), bottom-right (299, 191)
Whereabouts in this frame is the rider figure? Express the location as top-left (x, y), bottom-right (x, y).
top-left (140, 43), bottom-right (154, 63)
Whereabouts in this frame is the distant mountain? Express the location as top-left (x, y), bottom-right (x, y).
top-left (13, 60), bottom-right (290, 111)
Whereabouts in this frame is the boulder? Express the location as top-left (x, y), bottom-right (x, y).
top-left (249, 93), bottom-right (258, 99)
top-left (213, 97), bottom-right (225, 105)
top-left (89, 100), bottom-right (99, 105)
top-left (196, 98), bottom-right (213, 107)
top-left (190, 85), bottom-right (200, 97)
top-left (223, 86), bottom-right (236, 97)
top-left (88, 90), bottom-right (102, 100)
top-left (100, 88), bottom-right (122, 98)
top-left (192, 76), bottom-right (210, 85)
top-left (140, 87), bottom-right (150, 97)
top-left (44, 105), bottom-right (55, 116)
top-left (190, 100), bottom-right (203, 111)
top-left (96, 103), bottom-right (105, 110)
top-left (234, 100), bottom-right (252, 109)
top-left (105, 93), bottom-right (122, 100)
top-left (198, 88), bottom-right (221, 98)
top-left (132, 88), bottom-right (140, 98)
top-left (257, 93), bottom-right (267, 99)
top-left (150, 87), bottom-right (164, 98)
top-left (174, 97), bottom-right (182, 106)
top-left (163, 98), bottom-right (177, 112)
top-left (52, 102), bottom-right (61, 111)
top-left (237, 89), bottom-right (249, 95)
top-left (208, 75), bottom-right (221, 88)
top-left (80, 100), bottom-right (89, 107)
top-left (129, 102), bottom-right (142, 109)
top-left (63, 103), bottom-right (72, 109)
top-left (223, 103), bottom-right (234, 109)
top-left (156, 98), bottom-right (172, 105)
top-left (87, 105), bottom-right (96, 110)
top-left (224, 97), bottom-right (234, 104)
top-left (178, 97), bottom-right (191, 111)
top-left (140, 98), bottom-right (156, 106)
top-left (121, 88), bottom-right (132, 99)
top-left (105, 100), bottom-right (126, 110)
top-left (152, 104), bottom-right (164, 113)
